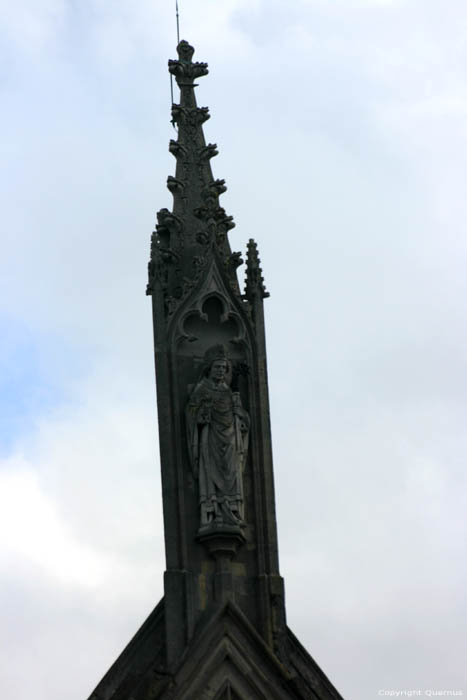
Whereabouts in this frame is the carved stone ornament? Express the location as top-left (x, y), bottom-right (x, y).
top-left (186, 344), bottom-right (249, 534)
top-left (89, 41), bottom-right (346, 700)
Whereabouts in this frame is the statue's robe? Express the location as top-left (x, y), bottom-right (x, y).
top-left (186, 377), bottom-right (249, 528)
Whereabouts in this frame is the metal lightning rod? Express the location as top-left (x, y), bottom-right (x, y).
top-left (170, 0), bottom-right (180, 125)
top-left (176, 0), bottom-right (180, 44)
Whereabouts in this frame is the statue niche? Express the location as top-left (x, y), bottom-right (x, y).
top-left (186, 344), bottom-right (249, 534)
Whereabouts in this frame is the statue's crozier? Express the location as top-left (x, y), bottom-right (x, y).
top-left (186, 344), bottom-right (249, 532)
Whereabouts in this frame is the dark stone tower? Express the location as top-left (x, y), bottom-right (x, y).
top-left (87, 42), bottom-right (344, 700)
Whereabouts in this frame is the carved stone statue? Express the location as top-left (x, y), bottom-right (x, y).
top-left (186, 344), bottom-right (249, 531)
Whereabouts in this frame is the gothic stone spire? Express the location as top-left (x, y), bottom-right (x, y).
top-left (147, 40), bottom-right (242, 310)
top-left (145, 40), bottom-right (289, 671)
top-left (86, 41), bottom-right (345, 700)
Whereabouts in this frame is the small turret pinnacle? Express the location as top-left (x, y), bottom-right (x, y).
top-left (244, 239), bottom-right (269, 301)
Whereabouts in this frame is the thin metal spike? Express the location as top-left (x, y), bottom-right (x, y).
top-left (176, 0), bottom-right (180, 45)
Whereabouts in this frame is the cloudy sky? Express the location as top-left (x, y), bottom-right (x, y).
top-left (1, 1), bottom-right (467, 698)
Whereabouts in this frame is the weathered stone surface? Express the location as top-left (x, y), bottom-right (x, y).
top-left (88, 600), bottom-right (343, 700)
top-left (87, 40), bottom-right (345, 700)
top-left (186, 343), bottom-right (249, 532)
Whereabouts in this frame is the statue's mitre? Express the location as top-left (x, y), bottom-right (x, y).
top-left (203, 343), bottom-right (228, 366)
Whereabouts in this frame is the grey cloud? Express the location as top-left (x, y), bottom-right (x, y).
top-left (1, 1), bottom-right (466, 698)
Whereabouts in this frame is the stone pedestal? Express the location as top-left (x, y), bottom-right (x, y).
top-left (198, 527), bottom-right (246, 604)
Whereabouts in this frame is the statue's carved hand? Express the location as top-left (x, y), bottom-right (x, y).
top-left (232, 391), bottom-right (242, 416)
top-left (199, 409), bottom-right (211, 424)
top-left (198, 396), bottom-right (213, 424)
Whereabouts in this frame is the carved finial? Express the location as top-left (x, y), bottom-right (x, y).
top-left (169, 40), bottom-right (208, 87)
top-left (177, 40), bottom-right (195, 63)
top-left (244, 239), bottom-right (269, 300)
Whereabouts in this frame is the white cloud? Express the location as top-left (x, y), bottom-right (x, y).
top-left (0, 462), bottom-right (109, 587)
top-left (2, 0), bottom-right (467, 698)
top-left (0, 0), bottom-right (66, 54)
